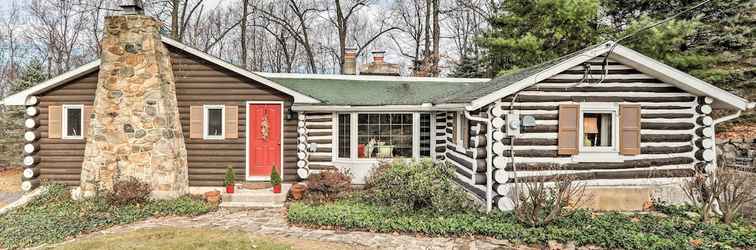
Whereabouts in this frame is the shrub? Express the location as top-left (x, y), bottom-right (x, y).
top-left (362, 160), bottom-right (471, 213)
top-left (0, 184), bottom-right (214, 249)
top-left (513, 173), bottom-right (587, 226)
top-left (305, 169), bottom-right (351, 201)
top-left (107, 177), bottom-right (152, 206)
top-left (714, 167), bottom-right (756, 224)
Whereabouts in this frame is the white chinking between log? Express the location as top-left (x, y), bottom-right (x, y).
top-left (22, 96), bottom-right (41, 192)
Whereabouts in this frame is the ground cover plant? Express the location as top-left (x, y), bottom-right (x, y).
top-left (289, 160), bottom-right (756, 249)
top-left (0, 184), bottom-right (214, 249)
top-left (288, 200), bottom-right (756, 249)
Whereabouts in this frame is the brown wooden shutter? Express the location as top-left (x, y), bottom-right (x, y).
top-left (190, 106), bottom-right (202, 139)
top-left (558, 104), bottom-right (580, 155)
top-left (83, 105), bottom-right (93, 138)
top-left (619, 104), bottom-right (641, 155)
top-left (48, 105), bottom-right (62, 139)
top-left (225, 105), bottom-right (239, 139)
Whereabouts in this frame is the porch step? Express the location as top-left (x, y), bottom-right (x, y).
top-left (219, 184), bottom-right (290, 208)
top-left (219, 201), bottom-right (285, 208)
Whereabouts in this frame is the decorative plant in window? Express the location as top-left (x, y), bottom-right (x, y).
top-left (260, 110), bottom-right (270, 141)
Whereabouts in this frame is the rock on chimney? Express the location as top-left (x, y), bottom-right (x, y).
top-left (79, 7), bottom-right (189, 199)
top-left (359, 50), bottom-right (400, 76)
top-left (342, 48), bottom-right (357, 75)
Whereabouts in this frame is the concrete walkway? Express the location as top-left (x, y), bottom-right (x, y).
top-left (76, 208), bottom-right (517, 250)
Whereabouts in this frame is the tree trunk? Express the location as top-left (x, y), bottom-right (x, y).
top-left (171, 0), bottom-right (181, 39)
top-left (431, 0), bottom-right (440, 76)
top-left (240, 0), bottom-right (249, 69)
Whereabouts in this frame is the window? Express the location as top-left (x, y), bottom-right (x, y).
top-left (62, 105), bottom-right (83, 139)
top-left (338, 114), bottom-right (351, 158)
top-left (419, 114), bottom-right (431, 157)
top-left (203, 105), bottom-right (225, 139)
top-left (579, 105), bottom-right (618, 153)
top-left (583, 113), bottom-right (613, 148)
top-left (358, 114), bottom-right (412, 158)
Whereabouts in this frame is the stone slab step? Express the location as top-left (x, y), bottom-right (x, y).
top-left (222, 193), bottom-right (287, 203)
top-left (219, 201), bottom-right (284, 208)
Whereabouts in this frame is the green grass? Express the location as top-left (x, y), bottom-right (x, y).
top-left (288, 200), bottom-right (756, 250)
top-left (0, 185), bottom-right (215, 249)
top-left (52, 228), bottom-right (290, 250)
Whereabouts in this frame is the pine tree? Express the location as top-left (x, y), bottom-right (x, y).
top-left (477, 0), bottom-right (605, 75)
top-left (450, 54), bottom-right (487, 78)
top-left (0, 59), bottom-right (48, 166)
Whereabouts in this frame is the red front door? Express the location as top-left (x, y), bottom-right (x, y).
top-left (248, 103), bottom-right (282, 179)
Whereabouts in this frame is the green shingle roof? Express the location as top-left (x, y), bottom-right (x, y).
top-left (261, 75), bottom-right (490, 106)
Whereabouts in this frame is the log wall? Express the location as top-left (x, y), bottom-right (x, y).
top-left (489, 56), bottom-right (704, 210)
top-left (444, 111), bottom-right (488, 200)
top-left (31, 44), bottom-right (300, 186)
top-left (297, 112), bottom-right (336, 178)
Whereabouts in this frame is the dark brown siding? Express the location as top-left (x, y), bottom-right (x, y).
top-left (34, 44), bottom-right (299, 186)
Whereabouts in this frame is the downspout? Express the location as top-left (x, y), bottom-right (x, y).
top-left (464, 105), bottom-right (494, 212)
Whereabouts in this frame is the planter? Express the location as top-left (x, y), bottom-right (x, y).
top-left (226, 184), bottom-right (235, 193)
top-left (273, 184), bottom-right (282, 193)
top-left (291, 184), bottom-right (307, 200)
top-left (205, 191), bottom-right (221, 204)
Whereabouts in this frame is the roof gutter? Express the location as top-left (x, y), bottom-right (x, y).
top-left (292, 103), bottom-right (467, 112)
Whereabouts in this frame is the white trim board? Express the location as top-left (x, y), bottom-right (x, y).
top-left (1, 37), bottom-right (321, 106)
top-left (245, 101), bottom-right (285, 181)
top-left (202, 104), bottom-right (225, 140)
top-left (466, 41), bottom-right (751, 111)
top-left (256, 72), bottom-right (490, 83)
top-left (61, 104), bottom-right (85, 140)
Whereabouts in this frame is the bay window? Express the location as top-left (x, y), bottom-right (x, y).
top-left (336, 112), bottom-right (433, 160)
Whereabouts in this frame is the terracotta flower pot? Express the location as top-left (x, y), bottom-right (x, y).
top-left (273, 184), bottom-right (282, 193)
top-left (226, 184), bottom-right (235, 193)
top-left (204, 191), bottom-right (221, 204)
top-left (291, 184), bottom-right (306, 200)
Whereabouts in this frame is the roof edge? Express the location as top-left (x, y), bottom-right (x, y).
top-left (257, 72), bottom-right (491, 83)
top-left (1, 59), bottom-right (101, 106)
top-left (466, 41), bottom-right (750, 111)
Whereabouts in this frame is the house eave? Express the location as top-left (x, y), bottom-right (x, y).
top-left (1, 60), bottom-right (101, 106)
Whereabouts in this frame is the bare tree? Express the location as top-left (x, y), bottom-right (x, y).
top-left (256, 0), bottom-right (320, 73)
top-left (240, 0), bottom-right (250, 69)
top-left (513, 173), bottom-right (587, 226)
top-left (27, 0), bottom-right (90, 76)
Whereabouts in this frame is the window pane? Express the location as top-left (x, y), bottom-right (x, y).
top-left (357, 113), bottom-right (412, 158)
top-left (66, 108), bottom-right (82, 137)
top-left (583, 113), bottom-right (613, 147)
top-left (207, 108), bottom-right (223, 136)
top-left (338, 114), bottom-right (351, 158)
top-left (420, 113), bottom-right (431, 157)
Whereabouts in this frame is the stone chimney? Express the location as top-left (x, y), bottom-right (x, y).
top-left (359, 50), bottom-right (400, 76)
top-left (79, 2), bottom-right (189, 199)
top-left (342, 48), bottom-right (357, 75)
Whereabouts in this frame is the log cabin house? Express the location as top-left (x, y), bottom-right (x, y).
top-left (3, 31), bottom-right (753, 210)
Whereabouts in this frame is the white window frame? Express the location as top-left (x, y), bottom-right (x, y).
top-left (575, 103), bottom-right (621, 162)
top-left (203, 104), bottom-right (225, 140)
top-left (61, 104), bottom-right (84, 140)
top-left (334, 112), bottom-right (430, 161)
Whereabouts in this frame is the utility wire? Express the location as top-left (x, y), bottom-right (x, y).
top-left (616, 0), bottom-right (713, 43)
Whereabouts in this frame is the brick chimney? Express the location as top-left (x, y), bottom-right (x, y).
top-left (342, 48), bottom-right (357, 75)
top-left (79, 1), bottom-right (189, 199)
top-left (359, 50), bottom-right (400, 76)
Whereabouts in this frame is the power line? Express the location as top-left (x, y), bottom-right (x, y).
top-left (616, 0), bottom-right (713, 43)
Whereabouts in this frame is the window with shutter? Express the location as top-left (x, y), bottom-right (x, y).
top-left (619, 104), bottom-right (641, 155)
top-left (558, 104), bottom-right (580, 155)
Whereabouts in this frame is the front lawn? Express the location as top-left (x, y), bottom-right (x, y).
top-left (53, 228), bottom-right (289, 250)
top-left (288, 199), bottom-right (756, 249)
top-left (0, 185), bottom-right (214, 249)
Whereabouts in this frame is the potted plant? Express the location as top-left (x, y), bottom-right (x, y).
top-left (270, 165), bottom-right (282, 193)
top-left (224, 166), bottom-right (235, 193)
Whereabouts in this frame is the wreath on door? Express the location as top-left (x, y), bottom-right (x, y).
top-left (260, 110), bottom-right (270, 141)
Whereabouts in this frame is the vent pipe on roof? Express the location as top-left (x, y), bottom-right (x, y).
top-left (342, 48), bottom-right (357, 75)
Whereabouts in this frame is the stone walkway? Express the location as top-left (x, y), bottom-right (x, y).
top-left (0, 192), bottom-right (22, 207)
top-left (76, 208), bottom-right (517, 250)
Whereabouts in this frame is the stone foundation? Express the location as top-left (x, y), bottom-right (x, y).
top-left (80, 15), bottom-right (188, 199)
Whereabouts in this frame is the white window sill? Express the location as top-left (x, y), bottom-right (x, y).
top-left (572, 152), bottom-right (623, 163)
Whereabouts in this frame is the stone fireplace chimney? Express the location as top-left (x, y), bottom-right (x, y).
top-left (79, 1), bottom-right (189, 199)
top-left (359, 50), bottom-right (400, 76)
